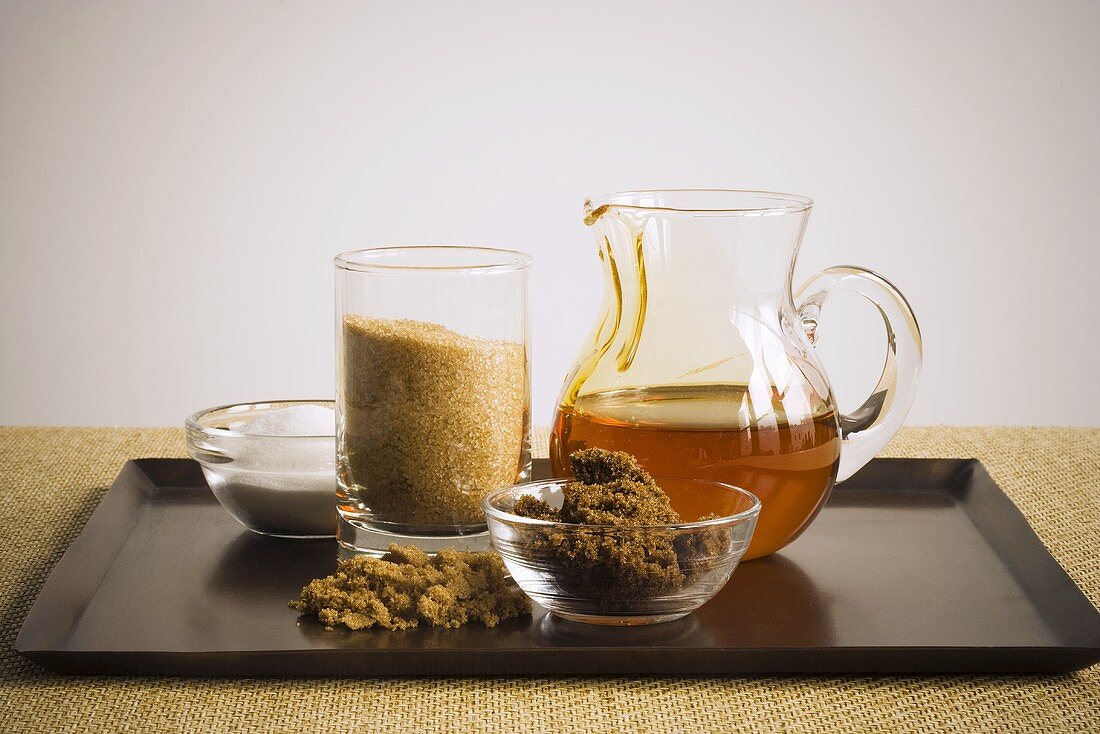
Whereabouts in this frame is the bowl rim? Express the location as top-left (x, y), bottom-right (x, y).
top-left (482, 476), bottom-right (761, 530)
top-left (185, 399), bottom-right (336, 440)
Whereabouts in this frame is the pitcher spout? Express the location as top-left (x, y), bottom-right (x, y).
top-left (583, 200), bottom-right (610, 226)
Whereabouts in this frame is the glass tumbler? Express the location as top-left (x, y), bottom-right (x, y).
top-left (335, 246), bottom-right (532, 556)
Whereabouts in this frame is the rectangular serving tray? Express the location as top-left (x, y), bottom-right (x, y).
top-left (16, 458), bottom-right (1100, 676)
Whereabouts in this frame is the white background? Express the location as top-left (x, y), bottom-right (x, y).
top-left (1, 0), bottom-right (1098, 427)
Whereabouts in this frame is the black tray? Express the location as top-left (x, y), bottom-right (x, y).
top-left (15, 458), bottom-right (1100, 675)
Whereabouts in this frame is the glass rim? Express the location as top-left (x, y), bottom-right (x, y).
top-left (585, 189), bottom-right (814, 218)
top-left (334, 245), bottom-right (533, 273)
top-left (482, 476), bottom-right (761, 530)
top-left (185, 399), bottom-right (336, 440)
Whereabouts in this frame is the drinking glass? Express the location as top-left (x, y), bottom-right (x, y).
top-left (335, 246), bottom-right (532, 556)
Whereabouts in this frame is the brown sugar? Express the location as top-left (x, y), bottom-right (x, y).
top-left (560, 476), bottom-right (679, 526)
top-left (512, 494), bottom-right (559, 521)
top-left (520, 448), bottom-right (679, 527)
top-left (340, 316), bottom-right (528, 527)
top-left (290, 544), bottom-right (531, 631)
top-left (512, 449), bottom-right (729, 602)
top-left (568, 447), bottom-right (657, 487)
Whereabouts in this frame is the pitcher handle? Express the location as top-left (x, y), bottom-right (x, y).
top-left (795, 266), bottom-right (923, 482)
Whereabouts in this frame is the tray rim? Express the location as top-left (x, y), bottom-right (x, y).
top-left (15, 457), bottom-right (1100, 676)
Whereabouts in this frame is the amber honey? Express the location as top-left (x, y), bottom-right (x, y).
top-left (550, 384), bottom-right (841, 560)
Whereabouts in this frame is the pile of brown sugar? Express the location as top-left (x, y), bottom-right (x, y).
top-left (290, 544), bottom-right (530, 631)
top-left (512, 448), bottom-right (725, 601)
top-left (340, 315), bottom-right (527, 527)
top-left (514, 449), bottom-right (680, 527)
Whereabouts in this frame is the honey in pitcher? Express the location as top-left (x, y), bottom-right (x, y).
top-left (550, 384), bottom-right (841, 560)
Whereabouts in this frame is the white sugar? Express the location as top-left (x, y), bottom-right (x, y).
top-left (204, 462), bottom-right (336, 537)
top-left (232, 404), bottom-right (335, 437)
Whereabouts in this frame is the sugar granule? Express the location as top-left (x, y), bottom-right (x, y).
top-left (231, 404), bottom-right (335, 436)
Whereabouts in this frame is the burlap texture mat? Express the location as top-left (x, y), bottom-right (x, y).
top-left (0, 425), bottom-right (1097, 733)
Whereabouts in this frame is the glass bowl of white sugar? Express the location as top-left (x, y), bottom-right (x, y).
top-left (186, 400), bottom-right (337, 539)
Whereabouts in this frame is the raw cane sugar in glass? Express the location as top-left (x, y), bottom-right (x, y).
top-left (335, 246), bottom-right (532, 557)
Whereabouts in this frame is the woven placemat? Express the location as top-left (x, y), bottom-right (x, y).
top-left (0, 425), bottom-right (1097, 733)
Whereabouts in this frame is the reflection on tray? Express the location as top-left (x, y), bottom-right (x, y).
top-left (206, 531), bottom-right (336, 608)
top-left (538, 612), bottom-right (702, 646)
top-left (693, 554), bottom-right (836, 647)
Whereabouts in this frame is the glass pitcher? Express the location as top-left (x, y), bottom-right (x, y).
top-left (549, 190), bottom-right (922, 560)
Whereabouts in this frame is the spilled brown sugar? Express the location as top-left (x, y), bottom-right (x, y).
top-left (290, 544), bottom-right (531, 631)
top-left (340, 315), bottom-right (527, 527)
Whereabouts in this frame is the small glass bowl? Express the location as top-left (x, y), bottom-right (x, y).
top-left (483, 477), bottom-right (760, 626)
top-left (185, 400), bottom-right (336, 539)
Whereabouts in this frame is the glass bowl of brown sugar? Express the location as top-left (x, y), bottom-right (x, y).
top-left (483, 474), bottom-right (760, 626)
